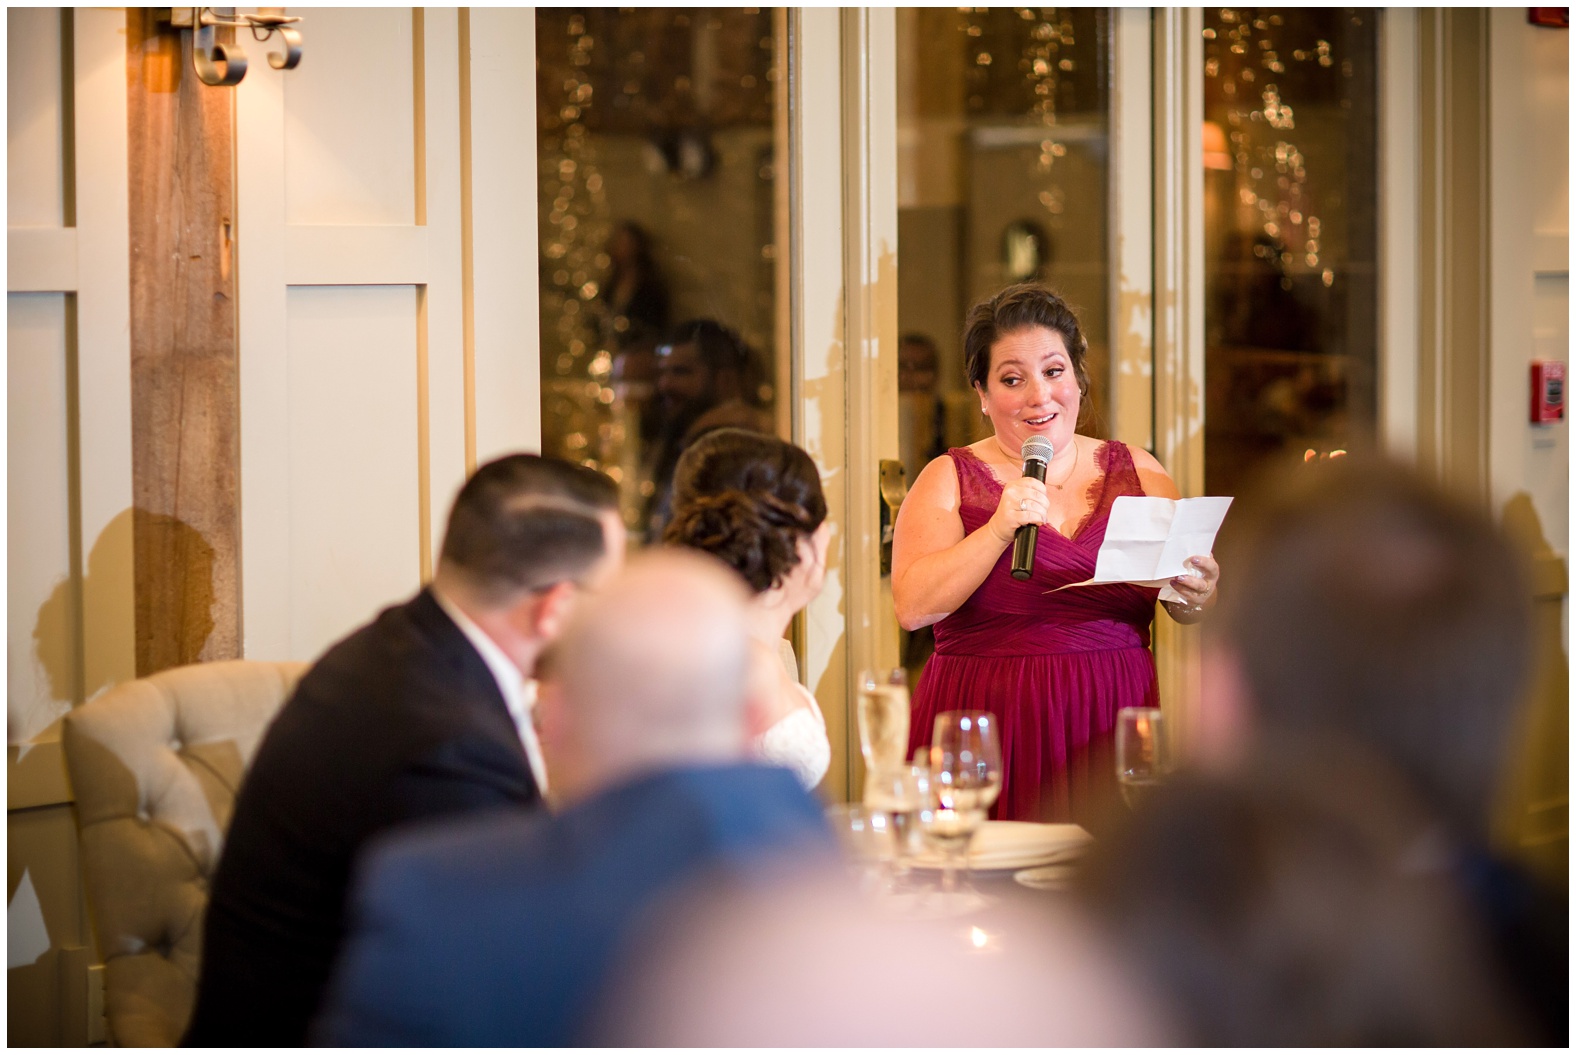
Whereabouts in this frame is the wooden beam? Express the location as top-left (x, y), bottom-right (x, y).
top-left (126, 11), bottom-right (240, 675)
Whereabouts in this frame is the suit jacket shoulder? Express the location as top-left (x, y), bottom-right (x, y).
top-left (243, 589), bottom-right (537, 826)
top-left (317, 764), bottom-right (832, 1046)
top-left (188, 589), bottom-right (539, 1046)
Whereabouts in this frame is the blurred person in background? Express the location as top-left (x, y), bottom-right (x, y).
top-left (600, 220), bottom-right (670, 346)
top-left (1076, 748), bottom-right (1534, 1045)
top-left (664, 428), bottom-right (832, 790)
top-left (1193, 455), bottom-right (1565, 1042)
top-left (315, 550), bottom-right (833, 1046)
top-left (601, 222), bottom-right (671, 468)
top-left (187, 455), bottom-right (621, 1046)
top-left (897, 333), bottom-right (947, 679)
top-left (642, 318), bottom-right (772, 540)
top-left (598, 863), bottom-right (1172, 1047)
top-left (897, 331), bottom-right (948, 477)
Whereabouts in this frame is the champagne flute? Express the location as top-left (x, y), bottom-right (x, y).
top-left (1115, 706), bottom-right (1171, 809)
top-left (922, 710), bottom-right (1002, 901)
top-left (857, 668), bottom-right (910, 785)
top-left (858, 668), bottom-right (912, 892)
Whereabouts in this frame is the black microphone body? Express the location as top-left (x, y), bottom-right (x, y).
top-left (1010, 437), bottom-right (1053, 581)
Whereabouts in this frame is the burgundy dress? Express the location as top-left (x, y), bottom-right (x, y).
top-left (906, 441), bottom-right (1160, 823)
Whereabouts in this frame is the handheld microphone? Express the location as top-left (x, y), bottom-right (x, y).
top-left (1010, 436), bottom-right (1054, 581)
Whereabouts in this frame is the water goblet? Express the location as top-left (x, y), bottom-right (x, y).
top-left (826, 803), bottom-right (893, 896)
top-left (864, 762), bottom-right (929, 889)
top-left (922, 710), bottom-right (1002, 904)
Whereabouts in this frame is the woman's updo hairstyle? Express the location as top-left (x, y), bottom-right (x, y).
top-left (962, 282), bottom-right (1090, 401)
top-left (664, 428), bottom-right (828, 595)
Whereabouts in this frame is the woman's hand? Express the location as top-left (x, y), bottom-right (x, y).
top-left (893, 452), bottom-right (1047, 631)
top-left (1164, 554), bottom-right (1219, 623)
top-left (986, 476), bottom-right (1052, 543)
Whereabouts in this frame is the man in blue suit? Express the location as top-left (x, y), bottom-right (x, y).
top-left (315, 550), bottom-right (834, 1046)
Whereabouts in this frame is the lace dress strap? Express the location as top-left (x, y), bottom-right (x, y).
top-left (1090, 440), bottom-right (1145, 511)
top-left (946, 446), bottom-right (1005, 512)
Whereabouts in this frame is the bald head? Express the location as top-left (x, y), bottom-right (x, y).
top-left (544, 550), bottom-right (756, 800)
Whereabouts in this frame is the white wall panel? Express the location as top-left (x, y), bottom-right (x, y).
top-left (71, 10), bottom-right (136, 701)
top-left (418, 9), bottom-right (468, 569)
top-left (239, 7), bottom-right (538, 661)
top-left (284, 285), bottom-right (422, 660)
top-left (470, 8), bottom-right (542, 460)
top-left (1488, 8), bottom-right (1569, 559)
top-left (1529, 274), bottom-right (1569, 557)
top-left (7, 294), bottom-right (76, 742)
top-left (7, 8), bottom-right (66, 228)
top-left (283, 8), bottom-right (416, 226)
top-left (7, 9), bottom-right (133, 743)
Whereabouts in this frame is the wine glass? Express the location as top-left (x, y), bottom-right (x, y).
top-left (1115, 706), bottom-right (1171, 809)
top-left (864, 762), bottom-right (929, 890)
top-left (921, 710), bottom-right (1002, 903)
top-left (827, 803), bottom-right (892, 895)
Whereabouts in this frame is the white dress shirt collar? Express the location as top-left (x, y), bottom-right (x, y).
top-left (431, 586), bottom-right (549, 795)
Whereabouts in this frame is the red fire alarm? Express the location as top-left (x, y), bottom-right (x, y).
top-left (1531, 360), bottom-right (1564, 423)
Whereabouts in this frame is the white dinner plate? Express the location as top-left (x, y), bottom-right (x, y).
top-left (908, 820), bottom-right (1092, 873)
top-left (1013, 863), bottom-right (1080, 892)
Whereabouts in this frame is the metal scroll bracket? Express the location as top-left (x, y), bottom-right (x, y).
top-left (158, 8), bottom-right (303, 87)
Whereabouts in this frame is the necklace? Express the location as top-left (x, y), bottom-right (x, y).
top-left (992, 436), bottom-right (1080, 488)
top-left (1045, 441), bottom-right (1080, 489)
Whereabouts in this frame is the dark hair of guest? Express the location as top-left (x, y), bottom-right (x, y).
top-left (1076, 752), bottom-right (1532, 1046)
top-left (666, 318), bottom-right (765, 404)
top-left (962, 282), bottom-right (1091, 401)
top-left (668, 318), bottom-right (751, 377)
top-left (664, 429), bottom-right (827, 594)
top-left (439, 454), bottom-right (618, 605)
top-left (1216, 455), bottom-right (1533, 839)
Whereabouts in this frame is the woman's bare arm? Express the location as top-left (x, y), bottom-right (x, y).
top-left (891, 453), bottom-right (1049, 630)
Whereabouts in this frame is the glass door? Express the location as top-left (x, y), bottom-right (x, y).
top-left (1202, 7), bottom-right (1380, 495)
top-left (894, 8), bottom-right (1119, 683)
top-left (534, 9), bottom-right (787, 542)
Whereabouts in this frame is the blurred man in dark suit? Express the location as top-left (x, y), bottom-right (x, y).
top-left (185, 454), bottom-right (622, 1046)
top-left (315, 550), bottom-right (832, 1046)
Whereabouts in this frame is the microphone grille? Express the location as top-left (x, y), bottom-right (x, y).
top-left (1021, 435), bottom-right (1054, 465)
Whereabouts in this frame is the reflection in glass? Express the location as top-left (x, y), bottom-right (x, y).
top-left (895, 8), bottom-right (1112, 679)
top-left (1203, 8), bottom-right (1378, 496)
top-left (535, 10), bottom-right (782, 541)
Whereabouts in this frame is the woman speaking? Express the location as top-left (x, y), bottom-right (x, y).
top-left (892, 283), bottom-right (1219, 823)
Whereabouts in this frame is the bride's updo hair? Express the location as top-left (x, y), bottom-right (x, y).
top-left (664, 428), bottom-right (827, 594)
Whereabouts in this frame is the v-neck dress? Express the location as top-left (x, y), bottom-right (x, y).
top-left (905, 441), bottom-right (1160, 823)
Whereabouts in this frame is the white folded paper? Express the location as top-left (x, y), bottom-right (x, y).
top-left (1052, 495), bottom-right (1232, 601)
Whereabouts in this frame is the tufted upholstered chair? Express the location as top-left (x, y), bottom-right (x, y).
top-left (62, 660), bottom-right (308, 1046)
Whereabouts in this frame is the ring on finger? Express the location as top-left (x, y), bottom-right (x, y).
top-left (1019, 499), bottom-right (1027, 512)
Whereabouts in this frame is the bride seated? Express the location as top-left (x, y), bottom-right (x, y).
top-left (664, 428), bottom-right (832, 790)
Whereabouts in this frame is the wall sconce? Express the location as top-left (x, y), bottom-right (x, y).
top-left (158, 7), bottom-right (303, 87)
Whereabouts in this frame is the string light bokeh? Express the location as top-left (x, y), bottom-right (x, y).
top-left (1203, 8), bottom-right (1362, 290)
top-left (535, 9), bottom-right (780, 530)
